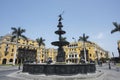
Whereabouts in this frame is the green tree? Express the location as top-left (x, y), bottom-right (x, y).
top-left (111, 22), bottom-right (120, 60)
top-left (111, 22), bottom-right (120, 34)
top-left (11, 27), bottom-right (27, 65)
top-left (36, 37), bottom-right (45, 63)
top-left (78, 33), bottom-right (89, 63)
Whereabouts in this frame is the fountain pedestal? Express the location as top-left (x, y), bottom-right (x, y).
top-left (56, 47), bottom-right (65, 62)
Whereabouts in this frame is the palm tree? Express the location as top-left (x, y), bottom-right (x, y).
top-left (11, 27), bottom-right (27, 65)
top-left (111, 22), bottom-right (120, 34)
top-left (78, 33), bottom-right (89, 63)
top-left (111, 22), bottom-right (120, 60)
top-left (36, 37), bottom-right (45, 63)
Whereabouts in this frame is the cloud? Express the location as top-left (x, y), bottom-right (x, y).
top-left (96, 33), bottom-right (104, 39)
top-left (90, 32), bottom-right (104, 41)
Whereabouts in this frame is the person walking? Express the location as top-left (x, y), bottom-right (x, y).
top-left (108, 60), bottom-right (111, 69)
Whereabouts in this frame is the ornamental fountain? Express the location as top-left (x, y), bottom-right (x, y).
top-left (22, 14), bottom-right (96, 75)
top-left (51, 14), bottom-right (69, 62)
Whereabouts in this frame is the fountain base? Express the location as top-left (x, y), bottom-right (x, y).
top-left (23, 63), bottom-right (96, 75)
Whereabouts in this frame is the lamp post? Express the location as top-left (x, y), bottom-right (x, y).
top-left (17, 48), bottom-right (23, 70)
top-left (94, 43), bottom-right (99, 65)
top-left (44, 48), bottom-right (47, 63)
top-left (72, 37), bottom-right (78, 63)
top-left (112, 52), bottom-right (115, 65)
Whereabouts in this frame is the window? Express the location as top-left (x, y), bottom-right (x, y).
top-left (5, 48), bottom-right (8, 56)
top-left (27, 41), bottom-right (29, 44)
top-left (69, 55), bottom-right (71, 58)
top-left (42, 54), bottom-right (44, 57)
top-left (11, 53), bottom-right (13, 56)
top-left (5, 48), bottom-right (8, 52)
top-left (75, 54), bottom-right (77, 57)
top-left (90, 54), bottom-right (92, 57)
top-left (79, 54), bottom-right (81, 57)
top-left (12, 49), bottom-right (14, 52)
top-left (9, 59), bottom-right (13, 62)
top-left (6, 44), bottom-right (8, 46)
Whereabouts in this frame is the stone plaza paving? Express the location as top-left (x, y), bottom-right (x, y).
top-left (0, 65), bottom-right (18, 71)
top-left (3, 63), bottom-right (119, 80)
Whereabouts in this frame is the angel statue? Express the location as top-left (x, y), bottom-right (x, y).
top-left (58, 11), bottom-right (64, 21)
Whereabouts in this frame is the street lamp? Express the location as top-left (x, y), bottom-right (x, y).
top-left (112, 52), bottom-right (115, 65)
top-left (17, 48), bottom-right (23, 70)
top-left (94, 43), bottom-right (99, 65)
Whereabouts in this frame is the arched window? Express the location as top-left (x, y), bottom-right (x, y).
top-left (2, 58), bottom-right (7, 64)
top-left (75, 54), bottom-right (77, 57)
top-left (9, 59), bottom-right (13, 62)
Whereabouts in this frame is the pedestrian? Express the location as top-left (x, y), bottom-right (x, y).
top-left (108, 60), bottom-right (111, 69)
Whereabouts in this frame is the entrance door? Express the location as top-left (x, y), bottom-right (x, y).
top-left (2, 58), bottom-right (7, 64)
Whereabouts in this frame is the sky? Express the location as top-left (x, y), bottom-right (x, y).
top-left (0, 0), bottom-right (120, 57)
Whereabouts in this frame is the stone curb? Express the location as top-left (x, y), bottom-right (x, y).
top-left (7, 70), bottom-right (104, 80)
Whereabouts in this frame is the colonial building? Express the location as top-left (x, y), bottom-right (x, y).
top-left (0, 34), bottom-right (41, 64)
top-left (64, 41), bottom-right (109, 63)
top-left (0, 34), bottom-right (16, 64)
top-left (0, 34), bottom-right (109, 65)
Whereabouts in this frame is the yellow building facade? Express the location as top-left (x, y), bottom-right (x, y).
top-left (0, 34), bottom-right (109, 64)
top-left (64, 41), bottom-right (109, 63)
top-left (0, 34), bottom-right (43, 64)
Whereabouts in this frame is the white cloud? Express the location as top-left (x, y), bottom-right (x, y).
top-left (96, 33), bottom-right (104, 39)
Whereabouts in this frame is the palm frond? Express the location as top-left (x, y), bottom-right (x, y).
top-left (11, 27), bottom-right (17, 35)
top-left (11, 36), bottom-right (16, 42)
top-left (21, 35), bottom-right (27, 40)
top-left (111, 28), bottom-right (118, 34)
top-left (113, 22), bottom-right (119, 28)
top-left (111, 22), bottom-right (120, 34)
top-left (11, 27), bottom-right (27, 41)
top-left (11, 27), bottom-right (17, 31)
top-left (20, 28), bottom-right (26, 34)
top-left (86, 36), bottom-right (89, 40)
top-left (36, 37), bottom-right (45, 47)
top-left (78, 37), bottom-right (83, 41)
top-left (78, 33), bottom-right (89, 42)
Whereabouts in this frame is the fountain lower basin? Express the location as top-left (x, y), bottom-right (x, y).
top-left (22, 63), bottom-right (96, 75)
